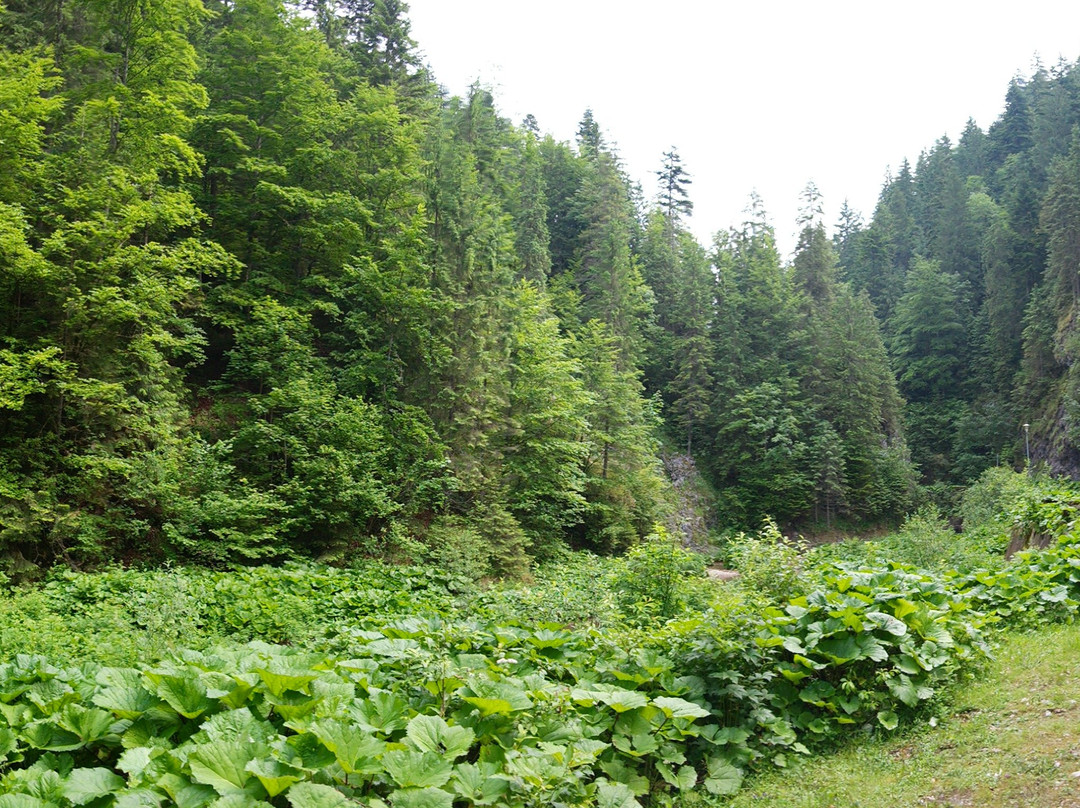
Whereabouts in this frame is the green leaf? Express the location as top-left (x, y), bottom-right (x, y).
top-left (877, 710), bottom-right (899, 730)
top-left (93, 684), bottom-right (156, 720)
top-left (26, 680), bottom-right (75, 713)
top-left (63, 768), bottom-right (126, 805)
top-left (21, 721), bottom-right (83, 752)
top-left (892, 598), bottom-right (918, 619)
top-left (205, 795), bottom-right (272, 808)
top-left (837, 694), bottom-right (861, 715)
top-left (894, 654), bottom-right (924, 675)
top-left (462, 681), bottom-right (533, 715)
top-left (188, 742), bottom-right (259, 796)
top-left (887, 674), bottom-right (932, 708)
top-left (525, 629), bottom-right (572, 649)
top-left (389, 788), bottom-right (454, 808)
top-left (144, 672), bottom-right (215, 719)
top-left (0, 726), bottom-right (17, 763)
top-left (405, 715), bottom-right (474, 759)
top-left (571, 684), bottom-right (648, 713)
top-left (59, 705), bottom-right (116, 744)
top-left (0, 796), bottom-right (55, 808)
top-left (364, 639), bottom-right (420, 658)
top-left (595, 782), bottom-right (641, 808)
top-left (244, 759), bottom-right (304, 798)
top-left (286, 783), bottom-right (352, 808)
top-left (799, 680), bottom-right (836, 705)
top-left (655, 762), bottom-right (697, 790)
top-left (381, 750), bottom-right (453, 789)
top-left (711, 727), bottom-right (750, 745)
top-left (306, 720), bottom-right (383, 775)
top-left (117, 747), bottom-right (153, 778)
top-left (253, 668), bottom-right (318, 699)
top-left (450, 763), bottom-right (509, 805)
top-left (704, 759), bottom-right (743, 795)
top-left (867, 611), bottom-right (908, 636)
top-left (652, 697), bottom-right (708, 719)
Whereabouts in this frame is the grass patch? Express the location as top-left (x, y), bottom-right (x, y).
top-left (700, 623), bottom-right (1080, 808)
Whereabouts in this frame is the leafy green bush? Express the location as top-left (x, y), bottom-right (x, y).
top-left (611, 527), bottom-right (708, 621)
top-left (959, 466), bottom-right (1037, 533)
top-left (726, 519), bottom-right (808, 602)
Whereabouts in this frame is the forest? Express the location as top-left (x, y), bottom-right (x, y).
top-left (3, 0), bottom-right (1080, 575)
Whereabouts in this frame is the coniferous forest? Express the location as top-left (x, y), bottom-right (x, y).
top-left (3, 0), bottom-right (1080, 576)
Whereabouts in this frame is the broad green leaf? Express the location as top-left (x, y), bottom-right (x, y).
top-left (205, 795), bottom-right (273, 808)
top-left (168, 778), bottom-right (216, 808)
top-left (281, 733), bottom-right (336, 772)
top-left (188, 742), bottom-right (259, 796)
top-left (93, 685), bottom-right (156, 719)
top-left (381, 750), bottom-right (453, 789)
top-left (525, 629), bottom-right (572, 649)
top-left (144, 672), bottom-right (214, 719)
top-left (0, 796), bottom-right (55, 808)
top-left (253, 668), bottom-right (318, 699)
top-left (21, 721), bottom-right (83, 752)
top-left (117, 747), bottom-right (153, 778)
top-left (363, 639), bottom-right (419, 658)
top-left (799, 680), bottom-right (836, 705)
top-left (63, 768), bottom-right (126, 805)
top-left (389, 788), bottom-right (454, 808)
top-left (711, 727), bottom-right (750, 745)
top-left (306, 720), bottom-right (383, 775)
top-left (567, 739), bottom-right (608, 767)
top-left (652, 697), bottom-right (708, 719)
top-left (199, 710), bottom-right (274, 745)
top-left (462, 681), bottom-right (532, 714)
top-left (655, 762), bottom-right (696, 790)
top-left (887, 674), bottom-right (932, 708)
top-left (704, 759), bottom-right (743, 795)
top-left (866, 611), bottom-right (908, 637)
top-left (461, 697), bottom-right (514, 716)
top-left (286, 783), bottom-right (352, 808)
top-left (0, 726), bottom-right (17, 762)
top-left (892, 599), bottom-right (918, 619)
top-left (58, 705), bottom-right (116, 744)
top-left (894, 654), bottom-right (924, 675)
top-left (114, 791), bottom-right (163, 808)
top-left (781, 636), bottom-right (807, 655)
top-left (26, 680), bottom-right (75, 713)
top-left (450, 763), bottom-right (509, 805)
top-left (837, 694), bottom-right (861, 715)
top-left (612, 731), bottom-right (658, 757)
top-left (597, 758), bottom-right (649, 796)
top-left (877, 710), bottom-right (899, 730)
top-left (405, 714), bottom-right (474, 759)
top-left (595, 781), bottom-right (641, 808)
top-left (571, 684), bottom-right (648, 713)
top-left (356, 692), bottom-right (409, 733)
top-left (244, 759), bottom-right (304, 798)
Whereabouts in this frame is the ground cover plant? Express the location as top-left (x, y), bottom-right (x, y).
top-left (2, 475), bottom-right (1080, 805)
top-left (708, 622), bottom-right (1080, 808)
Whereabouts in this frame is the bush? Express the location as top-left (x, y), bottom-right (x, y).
top-left (611, 526), bottom-right (707, 620)
top-left (959, 466), bottom-right (1039, 534)
top-left (726, 518), bottom-right (808, 602)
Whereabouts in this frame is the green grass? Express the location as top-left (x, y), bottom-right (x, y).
top-left (698, 623), bottom-right (1080, 808)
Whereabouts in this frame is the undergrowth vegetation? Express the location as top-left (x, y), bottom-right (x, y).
top-left (1, 470), bottom-right (1079, 806)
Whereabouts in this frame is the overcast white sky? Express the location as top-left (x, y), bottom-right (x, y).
top-left (406, 1), bottom-right (1080, 257)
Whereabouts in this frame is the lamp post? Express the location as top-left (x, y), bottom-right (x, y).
top-left (1023, 423), bottom-right (1030, 468)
